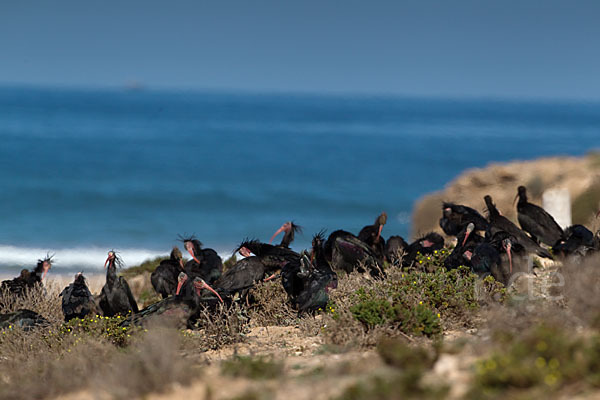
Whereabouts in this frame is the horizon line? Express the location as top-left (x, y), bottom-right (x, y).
top-left (1, 81), bottom-right (599, 105)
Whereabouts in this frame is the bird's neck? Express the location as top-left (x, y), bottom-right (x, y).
top-left (518, 194), bottom-right (528, 205)
top-left (106, 264), bottom-right (117, 283)
top-left (280, 231), bottom-right (293, 248)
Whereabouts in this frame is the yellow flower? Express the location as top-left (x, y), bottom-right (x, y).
top-left (544, 373), bottom-right (558, 386)
top-left (535, 357), bottom-right (546, 369)
top-left (485, 359), bottom-right (497, 370)
top-left (536, 341), bottom-right (548, 351)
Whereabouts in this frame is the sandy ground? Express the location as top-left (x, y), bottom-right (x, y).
top-left (55, 324), bottom-right (394, 400)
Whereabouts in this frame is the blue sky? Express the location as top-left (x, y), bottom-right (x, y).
top-left (1, 0), bottom-right (599, 99)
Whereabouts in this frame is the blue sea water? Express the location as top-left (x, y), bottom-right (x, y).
top-left (0, 86), bottom-right (598, 272)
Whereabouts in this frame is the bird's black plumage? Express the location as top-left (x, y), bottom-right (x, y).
top-left (439, 202), bottom-right (489, 236)
top-left (554, 224), bottom-right (598, 258)
top-left (384, 235), bottom-right (409, 265)
top-left (270, 221), bottom-right (302, 248)
top-left (60, 273), bottom-right (96, 321)
top-left (469, 242), bottom-right (504, 282)
top-left (151, 247), bottom-right (184, 299)
top-left (484, 195), bottom-right (553, 259)
top-left (292, 233), bottom-right (338, 314)
top-left (121, 276), bottom-right (221, 329)
top-left (324, 230), bottom-right (382, 276)
top-left (213, 256), bottom-right (266, 296)
top-left (236, 238), bottom-right (302, 299)
top-left (444, 223), bottom-right (482, 270)
top-left (98, 252), bottom-right (139, 317)
top-left (516, 186), bottom-right (564, 246)
top-left (402, 232), bottom-right (445, 269)
top-left (183, 238), bottom-right (223, 284)
top-left (0, 255), bottom-right (53, 304)
top-left (358, 212), bottom-right (387, 261)
top-left (0, 309), bottom-right (49, 331)
top-left (1, 270), bottom-right (32, 297)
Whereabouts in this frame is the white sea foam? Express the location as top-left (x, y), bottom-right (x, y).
top-left (0, 245), bottom-right (164, 270)
top-left (0, 244), bottom-right (237, 272)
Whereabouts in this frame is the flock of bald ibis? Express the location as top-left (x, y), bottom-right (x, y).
top-left (1, 185), bottom-right (599, 330)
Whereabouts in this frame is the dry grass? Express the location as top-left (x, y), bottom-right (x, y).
top-left (248, 280), bottom-right (298, 327)
top-left (561, 253), bottom-right (600, 327)
top-left (185, 303), bottom-right (249, 352)
top-left (0, 326), bottom-right (196, 400)
top-left (0, 282), bottom-right (64, 324)
top-left (0, 278), bottom-right (249, 399)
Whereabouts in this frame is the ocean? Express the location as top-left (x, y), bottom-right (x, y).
top-left (1, 86), bottom-right (598, 274)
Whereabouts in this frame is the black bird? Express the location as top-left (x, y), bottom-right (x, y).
top-left (358, 212), bottom-right (388, 261)
top-left (0, 254), bottom-right (53, 298)
top-left (98, 251), bottom-right (139, 317)
top-left (439, 202), bottom-right (489, 237)
top-left (235, 239), bottom-right (299, 274)
top-left (122, 274), bottom-right (223, 329)
top-left (235, 239), bottom-right (303, 300)
top-left (60, 273), bottom-right (96, 322)
top-left (1, 269), bottom-right (32, 297)
top-left (213, 256), bottom-right (268, 301)
top-left (324, 230), bottom-right (382, 276)
top-left (269, 221), bottom-right (302, 248)
top-left (0, 309), bottom-right (49, 331)
top-left (28, 254), bottom-right (53, 284)
top-left (444, 223), bottom-right (483, 270)
top-left (176, 273), bottom-right (223, 304)
top-left (466, 242), bottom-right (502, 281)
top-left (294, 232), bottom-right (338, 314)
top-left (553, 225), bottom-right (597, 258)
top-left (151, 247), bottom-right (185, 299)
top-left (484, 195), bottom-right (552, 259)
top-left (182, 237), bottom-right (223, 284)
top-left (402, 232), bottom-right (445, 269)
top-left (490, 231), bottom-right (526, 277)
top-left (384, 235), bottom-right (409, 265)
top-left (466, 232), bottom-right (522, 286)
top-left (516, 186), bottom-right (564, 246)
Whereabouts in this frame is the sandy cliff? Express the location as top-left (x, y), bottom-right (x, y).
top-left (412, 152), bottom-right (600, 239)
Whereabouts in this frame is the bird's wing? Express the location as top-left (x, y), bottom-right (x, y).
top-left (119, 277), bottom-right (139, 313)
top-left (519, 204), bottom-right (563, 245)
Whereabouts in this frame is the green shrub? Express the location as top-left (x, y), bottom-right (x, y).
top-left (468, 323), bottom-right (600, 399)
top-left (325, 266), bottom-right (480, 342)
top-left (59, 314), bottom-right (139, 346)
top-left (350, 289), bottom-right (395, 327)
top-left (377, 338), bottom-right (436, 370)
top-left (414, 248), bottom-right (451, 272)
top-left (338, 340), bottom-right (447, 400)
top-left (221, 355), bottom-right (283, 380)
top-left (120, 255), bottom-right (168, 278)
